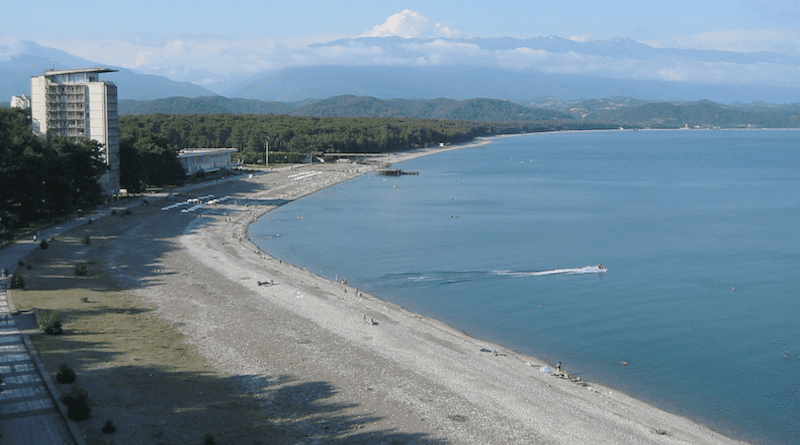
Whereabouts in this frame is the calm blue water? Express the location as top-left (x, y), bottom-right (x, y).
top-left (250, 130), bottom-right (800, 445)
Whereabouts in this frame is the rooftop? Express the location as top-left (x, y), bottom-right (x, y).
top-left (43, 67), bottom-right (118, 76)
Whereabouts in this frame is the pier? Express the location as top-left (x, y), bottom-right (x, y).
top-left (377, 169), bottom-right (419, 176)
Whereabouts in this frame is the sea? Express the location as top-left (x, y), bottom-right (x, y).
top-left (249, 129), bottom-right (800, 445)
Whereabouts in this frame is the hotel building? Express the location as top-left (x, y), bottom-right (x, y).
top-left (30, 68), bottom-right (120, 195)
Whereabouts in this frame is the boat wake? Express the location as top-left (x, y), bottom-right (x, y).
top-left (494, 265), bottom-right (607, 278)
top-left (380, 265), bottom-right (607, 288)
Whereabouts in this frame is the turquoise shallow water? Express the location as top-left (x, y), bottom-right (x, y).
top-left (250, 130), bottom-right (800, 445)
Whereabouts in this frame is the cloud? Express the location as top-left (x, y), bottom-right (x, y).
top-left (24, 30), bottom-right (800, 91)
top-left (569, 34), bottom-right (592, 43)
top-left (0, 36), bottom-right (23, 60)
top-left (362, 10), bottom-right (460, 39)
top-left (435, 23), bottom-right (461, 38)
top-left (649, 29), bottom-right (800, 55)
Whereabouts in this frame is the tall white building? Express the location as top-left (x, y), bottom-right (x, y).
top-left (30, 68), bottom-right (120, 195)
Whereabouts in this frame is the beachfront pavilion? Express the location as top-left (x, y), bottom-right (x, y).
top-left (178, 148), bottom-right (237, 176)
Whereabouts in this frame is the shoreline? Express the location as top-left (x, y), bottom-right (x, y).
top-left (10, 137), bottom-right (751, 443)
top-left (160, 139), bottom-right (748, 444)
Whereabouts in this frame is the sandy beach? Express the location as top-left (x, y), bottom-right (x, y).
top-left (16, 141), bottom-right (750, 444)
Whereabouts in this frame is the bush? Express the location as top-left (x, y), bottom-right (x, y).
top-left (123, 208), bottom-right (132, 215)
top-left (60, 386), bottom-right (91, 421)
top-left (203, 433), bottom-right (215, 445)
top-left (37, 311), bottom-right (63, 335)
top-left (40, 239), bottom-right (49, 249)
top-left (101, 419), bottom-right (117, 434)
top-left (56, 363), bottom-right (76, 384)
top-left (74, 264), bottom-right (87, 276)
top-left (10, 272), bottom-right (25, 289)
top-left (110, 209), bottom-right (116, 215)
top-left (81, 235), bottom-right (91, 245)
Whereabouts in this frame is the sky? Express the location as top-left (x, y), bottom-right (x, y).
top-left (2, 1), bottom-right (799, 87)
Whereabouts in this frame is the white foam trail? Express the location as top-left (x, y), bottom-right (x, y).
top-left (495, 265), bottom-right (607, 278)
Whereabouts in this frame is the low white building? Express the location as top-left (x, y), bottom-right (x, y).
top-left (10, 94), bottom-right (30, 108)
top-left (178, 148), bottom-right (237, 175)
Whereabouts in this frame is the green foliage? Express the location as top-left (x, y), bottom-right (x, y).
top-left (81, 235), bottom-right (91, 245)
top-left (203, 433), bottom-right (216, 445)
top-left (10, 272), bottom-right (25, 289)
top-left (119, 131), bottom-right (185, 191)
top-left (56, 363), bottom-right (77, 384)
top-left (119, 113), bottom-right (608, 169)
top-left (102, 419), bottom-right (117, 434)
top-left (74, 264), bottom-right (88, 276)
top-left (1, 108), bottom-right (108, 237)
top-left (60, 386), bottom-right (91, 421)
top-left (37, 311), bottom-right (63, 335)
top-left (39, 239), bottom-right (49, 249)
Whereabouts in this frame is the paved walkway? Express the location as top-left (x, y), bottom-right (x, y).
top-left (0, 215), bottom-right (114, 444)
top-left (0, 176), bottom-right (253, 444)
top-left (0, 308), bottom-right (75, 444)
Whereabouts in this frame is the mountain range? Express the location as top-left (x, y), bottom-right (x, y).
top-left (3, 36), bottom-right (800, 105)
top-left (0, 40), bottom-right (215, 101)
top-left (117, 95), bottom-right (800, 129)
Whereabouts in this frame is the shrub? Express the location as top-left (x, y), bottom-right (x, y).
top-left (10, 272), bottom-right (25, 289)
top-left (81, 235), bottom-right (91, 245)
top-left (123, 208), bottom-right (132, 215)
top-left (37, 311), bottom-right (63, 335)
top-left (60, 386), bottom-right (91, 421)
top-left (110, 209), bottom-right (117, 215)
top-left (101, 419), bottom-right (117, 434)
top-left (74, 264), bottom-right (87, 276)
top-left (40, 239), bottom-right (49, 249)
top-left (56, 363), bottom-right (76, 384)
top-left (203, 433), bottom-right (215, 445)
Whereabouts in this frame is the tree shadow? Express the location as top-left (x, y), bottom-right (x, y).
top-left (15, 176), bottom-right (448, 444)
top-left (41, 350), bottom-right (446, 445)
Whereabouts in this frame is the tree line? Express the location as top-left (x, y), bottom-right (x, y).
top-left (2, 107), bottom-right (612, 238)
top-left (1, 108), bottom-right (108, 239)
top-left (119, 113), bottom-right (612, 165)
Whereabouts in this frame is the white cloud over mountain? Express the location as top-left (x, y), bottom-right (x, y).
top-left (362, 10), bottom-right (461, 39)
top-left (6, 9), bottom-right (799, 94)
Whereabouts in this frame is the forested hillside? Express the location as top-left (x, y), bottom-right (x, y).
top-left (120, 95), bottom-right (800, 129)
top-left (119, 95), bottom-right (572, 122)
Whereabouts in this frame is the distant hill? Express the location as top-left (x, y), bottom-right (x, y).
top-left (119, 95), bottom-right (574, 121)
top-left (0, 40), bottom-right (216, 101)
top-left (292, 96), bottom-right (573, 121)
top-left (119, 94), bottom-right (800, 128)
top-left (224, 63), bottom-right (800, 105)
top-left (119, 96), bottom-right (304, 115)
top-left (574, 100), bottom-right (800, 128)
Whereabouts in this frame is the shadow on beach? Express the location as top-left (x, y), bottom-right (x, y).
top-left (12, 175), bottom-right (448, 444)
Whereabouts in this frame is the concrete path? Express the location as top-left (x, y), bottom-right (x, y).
top-left (0, 309), bottom-right (75, 444)
top-left (0, 214), bottom-right (115, 444)
top-left (0, 174), bottom-right (255, 444)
